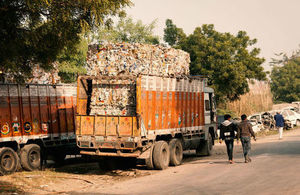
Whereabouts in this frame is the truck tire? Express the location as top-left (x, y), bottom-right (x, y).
top-left (169, 139), bottom-right (183, 166)
top-left (153, 141), bottom-right (170, 170)
top-left (196, 133), bottom-right (213, 156)
top-left (0, 147), bottom-right (18, 175)
top-left (145, 145), bottom-right (154, 169)
top-left (20, 144), bottom-right (41, 171)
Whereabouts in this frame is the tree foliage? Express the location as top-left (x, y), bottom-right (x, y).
top-left (96, 17), bottom-right (160, 44)
top-left (270, 53), bottom-right (300, 102)
top-left (163, 19), bottom-right (186, 46)
top-left (164, 22), bottom-right (266, 102)
top-left (0, 0), bottom-right (131, 82)
top-left (57, 37), bottom-right (88, 83)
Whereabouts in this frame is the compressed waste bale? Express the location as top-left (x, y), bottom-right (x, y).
top-left (86, 43), bottom-right (190, 77)
top-left (90, 79), bottom-right (136, 116)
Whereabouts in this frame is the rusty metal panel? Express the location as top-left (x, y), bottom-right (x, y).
top-left (80, 116), bottom-right (94, 135)
top-left (20, 85), bottom-right (32, 135)
top-left (195, 92), bottom-right (200, 127)
top-left (94, 116), bottom-right (105, 135)
top-left (140, 76), bottom-right (148, 130)
top-left (106, 117), bottom-right (118, 136)
top-left (57, 86), bottom-right (67, 135)
top-left (155, 77), bottom-right (162, 130)
top-left (49, 86), bottom-right (59, 135)
top-left (132, 117), bottom-right (139, 137)
top-left (29, 85), bottom-right (41, 135)
top-left (200, 92), bottom-right (205, 126)
top-left (38, 86), bottom-right (49, 134)
top-left (75, 116), bottom-right (81, 135)
top-left (0, 85), bottom-right (11, 138)
top-left (162, 91), bottom-right (168, 129)
top-left (65, 96), bottom-right (75, 134)
top-left (119, 117), bottom-right (132, 136)
top-left (167, 92), bottom-right (172, 129)
top-left (147, 91), bottom-right (153, 130)
top-left (140, 90), bottom-right (147, 129)
top-left (8, 85), bottom-right (22, 136)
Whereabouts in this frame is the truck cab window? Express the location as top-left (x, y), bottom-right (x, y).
top-left (205, 100), bottom-right (210, 111)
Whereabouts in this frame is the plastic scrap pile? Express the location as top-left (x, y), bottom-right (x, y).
top-left (90, 80), bottom-right (136, 116)
top-left (86, 43), bottom-right (191, 116)
top-left (86, 43), bottom-right (190, 77)
top-left (29, 63), bottom-right (61, 84)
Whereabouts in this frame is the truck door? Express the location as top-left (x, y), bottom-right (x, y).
top-left (204, 92), bottom-right (216, 124)
top-left (204, 93), bottom-right (211, 124)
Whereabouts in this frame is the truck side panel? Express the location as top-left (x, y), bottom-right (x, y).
top-left (0, 84), bottom-right (76, 142)
top-left (139, 76), bottom-right (205, 133)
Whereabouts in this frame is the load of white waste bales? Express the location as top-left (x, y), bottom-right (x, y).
top-left (86, 42), bottom-right (191, 116)
top-left (86, 43), bottom-right (190, 77)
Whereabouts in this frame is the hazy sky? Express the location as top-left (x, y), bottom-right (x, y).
top-left (126, 0), bottom-right (300, 71)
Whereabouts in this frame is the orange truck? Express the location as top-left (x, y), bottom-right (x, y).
top-left (0, 84), bottom-right (78, 175)
top-left (76, 75), bottom-right (217, 169)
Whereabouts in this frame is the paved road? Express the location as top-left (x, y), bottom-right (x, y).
top-left (79, 128), bottom-right (300, 195)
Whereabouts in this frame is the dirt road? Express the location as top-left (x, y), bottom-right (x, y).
top-left (1, 128), bottom-right (300, 194)
top-left (80, 128), bottom-right (300, 195)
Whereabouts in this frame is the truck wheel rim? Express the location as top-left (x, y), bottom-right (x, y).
top-left (2, 153), bottom-right (13, 171)
top-left (29, 151), bottom-right (39, 164)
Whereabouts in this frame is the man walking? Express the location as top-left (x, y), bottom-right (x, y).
top-left (237, 114), bottom-right (256, 163)
top-left (219, 114), bottom-right (237, 164)
top-left (274, 112), bottom-right (284, 140)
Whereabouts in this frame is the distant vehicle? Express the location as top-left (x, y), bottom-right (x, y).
top-left (271, 110), bottom-right (294, 129)
top-left (281, 110), bottom-right (300, 127)
top-left (283, 106), bottom-right (300, 114)
top-left (248, 112), bottom-right (275, 131)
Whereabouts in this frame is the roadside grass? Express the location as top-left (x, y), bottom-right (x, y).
top-left (255, 127), bottom-right (298, 137)
top-left (0, 180), bottom-right (24, 194)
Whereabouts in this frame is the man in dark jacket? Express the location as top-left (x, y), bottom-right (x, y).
top-left (219, 114), bottom-right (237, 164)
top-left (274, 112), bottom-right (284, 140)
top-left (237, 114), bottom-right (256, 163)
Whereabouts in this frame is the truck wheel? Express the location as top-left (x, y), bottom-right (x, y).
top-left (153, 141), bottom-right (170, 170)
top-left (0, 147), bottom-right (18, 175)
top-left (196, 133), bottom-right (213, 156)
top-left (20, 144), bottom-right (41, 171)
top-left (169, 139), bottom-right (183, 166)
top-left (145, 145), bottom-right (154, 169)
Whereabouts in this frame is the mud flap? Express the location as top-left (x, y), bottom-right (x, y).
top-left (138, 144), bottom-right (154, 169)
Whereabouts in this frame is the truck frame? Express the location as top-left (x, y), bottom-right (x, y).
top-left (76, 75), bottom-right (217, 169)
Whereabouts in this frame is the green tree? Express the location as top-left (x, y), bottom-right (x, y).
top-left (0, 0), bottom-right (131, 82)
top-left (163, 19), bottom-right (186, 46)
top-left (96, 17), bottom-right (160, 44)
top-left (177, 24), bottom-right (266, 102)
top-left (57, 37), bottom-right (88, 83)
top-left (270, 53), bottom-right (300, 102)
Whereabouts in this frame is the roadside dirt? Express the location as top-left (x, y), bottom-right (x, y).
top-left (0, 128), bottom-right (297, 195)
